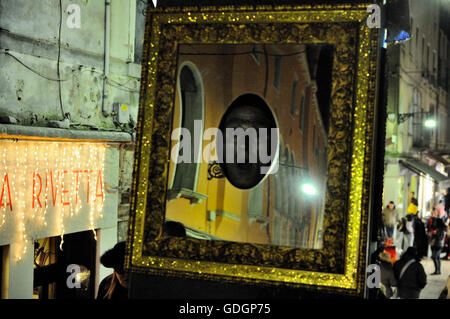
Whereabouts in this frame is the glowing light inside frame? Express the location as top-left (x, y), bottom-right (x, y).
top-left (0, 140), bottom-right (106, 261)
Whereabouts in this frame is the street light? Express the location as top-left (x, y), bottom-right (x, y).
top-left (424, 119), bottom-right (437, 128)
top-left (396, 111), bottom-right (434, 126)
top-left (301, 182), bottom-right (317, 196)
top-left (279, 162), bottom-right (318, 197)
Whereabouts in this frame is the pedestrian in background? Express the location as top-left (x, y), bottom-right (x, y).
top-left (444, 188), bottom-right (450, 215)
top-left (382, 201), bottom-right (400, 239)
top-left (442, 220), bottom-right (449, 261)
top-left (438, 275), bottom-right (450, 299)
top-left (427, 213), bottom-right (446, 275)
top-left (384, 237), bottom-right (398, 264)
top-left (393, 247), bottom-right (427, 299)
top-left (407, 197), bottom-right (419, 215)
top-left (414, 214), bottom-right (428, 260)
top-left (436, 200), bottom-right (447, 222)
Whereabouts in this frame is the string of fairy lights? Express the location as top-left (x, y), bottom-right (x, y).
top-left (0, 140), bottom-right (106, 261)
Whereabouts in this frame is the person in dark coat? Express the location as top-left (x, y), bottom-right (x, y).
top-left (97, 241), bottom-right (128, 299)
top-left (379, 251), bottom-right (397, 298)
top-left (444, 188), bottom-right (450, 214)
top-left (413, 216), bottom-right (428, 260)
top-left (96, 221), bottom-right (187, 299)
top-left (393, 247), bottom-right (427, 299)
top-left (427, 216), bottom-right (446, 275)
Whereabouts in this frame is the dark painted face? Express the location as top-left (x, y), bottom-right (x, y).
top-left (218, 102), bottom-right (278, 189)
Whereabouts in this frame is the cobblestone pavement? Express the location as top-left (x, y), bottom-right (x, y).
top-left (419, 257), bottom-right (450, 299)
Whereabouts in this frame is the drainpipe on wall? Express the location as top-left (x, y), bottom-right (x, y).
top-left (101, 0), bottom-right (111, 117)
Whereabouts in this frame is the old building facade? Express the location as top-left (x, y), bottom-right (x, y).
top-left (0, 0), bottom-right (147, 298)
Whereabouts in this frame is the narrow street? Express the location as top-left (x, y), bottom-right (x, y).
top-left (419, 258), bottom-right (450, 299)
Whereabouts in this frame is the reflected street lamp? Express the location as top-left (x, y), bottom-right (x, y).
top-left (279, 162), bottom-right (318, 197)
top-left (301, 182), bottom-right (317, 196)
top-left (424, 119), bottom-right (437, 128)
top-left (396, 111), bottom-right (435, 127)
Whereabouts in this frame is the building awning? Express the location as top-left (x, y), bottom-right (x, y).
top-left (399, 159), bottom-right (448, 183)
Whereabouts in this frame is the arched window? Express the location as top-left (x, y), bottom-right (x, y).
top-left (248, 181), bottom-right (264, 218)
top-left (168, 63), bottom-right (205, 204)
top-left (273, 139), bottom-right (284, 212)
top-left (288, 151), bottom-right (296, 220)
top-left (281, 147), bottom-right (290, 214)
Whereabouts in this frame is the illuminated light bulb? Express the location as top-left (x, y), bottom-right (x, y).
top-left (59, 235), bottom-right (64, 251)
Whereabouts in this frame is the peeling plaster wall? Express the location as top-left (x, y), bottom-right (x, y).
top-left (0, 0), bottom-right (145, 244)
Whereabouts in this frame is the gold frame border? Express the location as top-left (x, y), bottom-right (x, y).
top-left (126, 4), bottom-right (379, 296)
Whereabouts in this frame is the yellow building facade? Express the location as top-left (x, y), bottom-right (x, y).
top-left (166, 44), bottom-right (329, 249)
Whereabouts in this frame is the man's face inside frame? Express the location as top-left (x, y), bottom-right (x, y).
top-left (220, 103), bottom-right (277, 189)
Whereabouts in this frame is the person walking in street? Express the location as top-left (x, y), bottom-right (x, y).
top-left (414, 214), bottom-right (428, 260)
top-left (436, 200), bottom-right (447, 223)
top-left (444, 188), bottom-right (450, 216)
top-left (382, 201), bottom-right (400, 239)
top-left (407, 197), bottom-right (419, 215)
top-left (384, 237), bottom-right (398, 264)
top-left (393, 247), bottom-right (427, 299)
top-left (440, 190), bottom-right (450, 260)
top-left (442, 219), bottom-right (449, 261)
top-left (398, 213), bottom-right (415, 252)
top-left (427, 213), bottom-right (446, 275)
top-left (379, 251), bottom-right (397, 299)
top-left (398, 216), bottom-right (410, 253)
top-left (438, 275), bottom-right (450, 299)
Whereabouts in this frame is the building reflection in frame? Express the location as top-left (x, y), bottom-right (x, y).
top-left (166, 44), bottom-right (333, 249)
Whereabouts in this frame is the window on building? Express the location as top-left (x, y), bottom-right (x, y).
top-left (248, 180), bottom-right (264, 217)
top-left (290, 78), bottom-right (299, 117)
top-left (33, 231), bottom-right (97, 299)
top-left (409, 18), bottom-right (413, 56)
top-left (312, 124), bottom-right (316, 152)
top-left (170, 64), bottom-right (204, 194)
top-left (415, 27), bottom-right (419, 63)
top-left (273, 55), bottom-right (282, 90)
top-left (299, 93), bottom-right (305, 131)
top-left (433, 50), bottom-right (436, 73)
top-left (316, 134), bottom-right (320, 156)
top-left (273, 141), bottom-right (284, 212)
top-left (288, 152), bottom-right (296, 221)
top-left (33, 237), bottom-right (57, 299)
top-left (421, 37), bottom-right (425, 70)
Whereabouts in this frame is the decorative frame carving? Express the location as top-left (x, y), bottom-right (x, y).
top-left (126, 4), bottom-right (379, 296)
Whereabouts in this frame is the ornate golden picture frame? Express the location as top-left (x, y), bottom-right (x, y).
top-left (126, 4), bottom-right (379, 296)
